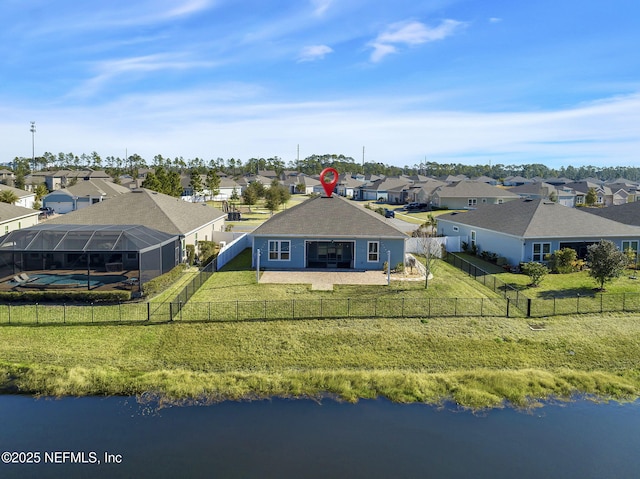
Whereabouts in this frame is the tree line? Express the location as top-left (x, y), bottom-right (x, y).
top-left (8, 151), bottom-right (640, 182)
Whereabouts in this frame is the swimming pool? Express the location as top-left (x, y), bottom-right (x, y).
top-left (12, 273), bottom-right (128, 289)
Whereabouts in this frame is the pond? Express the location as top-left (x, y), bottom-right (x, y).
top-left (1, 395), bottom-right (639, 478)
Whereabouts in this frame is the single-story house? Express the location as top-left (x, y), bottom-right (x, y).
top-left (0, 184), bottom-right (37, 210)
top-left (0, 202), bottom-right (40, 236)
top-left (355, 177), bottom-right (413, 202)
top-left (42, 179), bottom-right (131, 214)
top-left (0, 224), bottom-right (180, 288)
top-left (251, 194), bottom-right (407, 270)
top-left (431, 181), bottom-right (521, 209)
top-left (507, 182), bottom-right (576, 207)
top-left (437, 198), bottom-right (640, 266)
top-left (47, 188), bottom-right (226, 261)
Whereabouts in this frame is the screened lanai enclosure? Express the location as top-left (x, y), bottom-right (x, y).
top-left (0, 224), bottom-right (180, 290)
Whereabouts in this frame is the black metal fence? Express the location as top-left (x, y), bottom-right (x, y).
top-left (168, 296), bottom-right (513, 322)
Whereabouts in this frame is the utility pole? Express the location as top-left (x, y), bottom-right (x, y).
top-left (362, 146), bottom-right (365, 174)
top-left (30, 121), bottom-right (36, 172)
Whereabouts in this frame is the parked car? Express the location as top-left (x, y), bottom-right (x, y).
top-left (384, 209), bottom-right (395, 218)
top-left (406, 203), bottom-right (429, 212)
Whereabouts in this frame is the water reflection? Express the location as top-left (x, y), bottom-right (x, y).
top-left (0, 396), bottom-right (638, 478)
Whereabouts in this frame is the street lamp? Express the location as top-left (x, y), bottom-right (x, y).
top-left (30, 121), bottom-right (36, 172)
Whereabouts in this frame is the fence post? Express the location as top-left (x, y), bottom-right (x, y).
top-left (576, 294), bottom-right (580, 314)
top-left (7, 304), bottom-right (10, 324)
top-left (600, 294), bottom-right (603, 313)
top-left (428, 297), bottom-right (431, 317)
top-left (119, 301), bottom-right (122, 322)
top-left (347, 298), bottom-right (350, 318)
top-left (527, 298), bottom-right (532, 317)
top-left (208, 302), bottom-right (211, 321)
top-left (480, 298), bottom-right (484, 317)
top-left (401, 297), bottom-right (405, 318)
top-left (179, 301), bottom-right (183, 321)
top-left (169, 302), bottom-right (174, 322)
top-left (292, 299), bottom-right (295, 319)
top-left (91, 303), bottom-right (94, 323)
top-left (506, 298), bottom-right (510, 317)
top-left (147, 302), bottom-right (151, 322)
top-left (622, 293), bottom-right (626, 312)
top-left (553, 296), bottom-right (556, 316)
top-left (374, 297), bottom-right (377, 318)
top-left (35, 303), bottom-right (38, 324)
top-left (63, 303), bottom-right (66, 324)
top-left (454, 298), bottom-right (457, 316)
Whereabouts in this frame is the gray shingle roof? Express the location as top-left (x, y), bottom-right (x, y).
top-left (47, 188), bottom-right (225, 236)
top-left (251, 195), bottom-right (407, 238)
top-left (0, 202), bottom-right (40, 221)
top-left (65, 179), bottom-right (131, 198)
top-left (435, 181), bottom-right (521, 199)
top-left (438, 198), bottom-right (640, 238)
top-left (582, 201), bottom-right (640, 227)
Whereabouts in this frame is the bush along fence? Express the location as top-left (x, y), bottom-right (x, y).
top-left (445, 252), bottom-right (640, 317)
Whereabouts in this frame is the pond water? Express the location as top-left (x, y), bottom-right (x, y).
top-left (1, 395), bottom-right (639, 478)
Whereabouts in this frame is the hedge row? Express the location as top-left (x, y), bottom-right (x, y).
top-left (0, 290), bottom-right (131, 304)
top-left (141, 264), bottom-right (188, 297)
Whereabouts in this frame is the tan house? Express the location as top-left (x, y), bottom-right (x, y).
top-left (0, 203), bottom-right (40, 236)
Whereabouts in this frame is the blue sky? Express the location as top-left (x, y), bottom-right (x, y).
top-left (1, 0), bottom-right (639, 169)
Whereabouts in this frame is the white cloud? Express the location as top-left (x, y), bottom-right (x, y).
top-left (298, 45), bottom-right (334, 62)
top-left (70, 54), bottom-right (217, 98)
top-left (369, 19), bottom-right (465, 62)
top-left (311, 0), bottom-right (333, 17)
top-left (489, 17), bottom-right (502, 23)
top-left (4, 90), bottom-right (639, 169)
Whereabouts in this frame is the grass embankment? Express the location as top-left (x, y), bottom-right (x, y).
top-left (2, 250), bottom-right (640, 409)
top-left (1, 314), bottom-right (640, 409)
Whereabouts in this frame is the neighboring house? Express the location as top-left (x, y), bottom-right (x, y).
top-left (43, 169), bottom-right (112, 191)
top-left (0, 224), bottom-right (180, 287)
top-left (565, 181), bottom-right (614, 206)
top-left (502, 176), bottom-right (533, 187)
top-left (251, 194), bottom-right (407, 270)
top-left (0, 202), bottom-right (40, 236)
top-left (437, 199), bottom-right (640, 266)
top-left (0, 184), bottom-right (37, 209)
top-left (507, 182), bottom-right (576, 207)
top-left (543, 177), bottom-right (573, 187)
top-left (405, 179), bottom-right (446, 204)
top-left (0, 169), bottom-right (15, 183)
top-left (42, 180), bottom-right (131, 214)
top-left (47, 188), bottom-right (226, 261)
top-left (431, 181), bottom-right (520, 209)
top-left (583, 200), bottom-right (640, 227)
top-left (335, 174), bottom-right (364, 198)
top-left (282, 174), bottom-right (320, 195)
top-left (471, 175), bottom-right (499, 186)
top-left (355, 177), bottom-right (413, 202)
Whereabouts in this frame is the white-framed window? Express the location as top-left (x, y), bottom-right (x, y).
top-left (532, 242), bottom-right (551, 262)
top-left (498, 199), bottom-right (503, 204)
top-left (367, 241), bottom-right (379, 262)
top-left (268, 240), bottom-right (290, 261)
top-left (470, 230), bottom-right (476, 248)
top-left (468, 198), bottom-right (477, 207)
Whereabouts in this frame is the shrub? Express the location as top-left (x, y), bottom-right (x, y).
top-left (382, 261), bottom-right (389, 273)
top-left (521, 262), bottom-right (549, 287)
top-left (395, 262), bottom-right (405, 273)
top-left (546, 248), bottom-right (580, 274)
top-left (0, 290), bottom-right (130, 303)
top-left (142, 264), bottom-right (188, 297)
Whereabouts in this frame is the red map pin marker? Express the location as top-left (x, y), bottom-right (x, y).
top-left (319, 167), bottom-right (339, 197)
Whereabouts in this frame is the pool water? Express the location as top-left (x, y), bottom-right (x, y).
top-left (13, 273), bottom-right (127, 288)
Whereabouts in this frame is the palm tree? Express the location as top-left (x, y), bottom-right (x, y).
top-left (0, 190), bottom-right (19, 205)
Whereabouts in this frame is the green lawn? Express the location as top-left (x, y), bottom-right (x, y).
top-left (2, 312), bottom-right (640, 408)
top-left (456, 253), bottom-right (640, 298)
top-left (189, 250), bottom-right (506, 302)
top-left (2, 248), bottom-right (640, 409)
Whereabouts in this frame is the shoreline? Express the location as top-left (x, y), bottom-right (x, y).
top-left (1, 312), bottom-right (639, 410)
